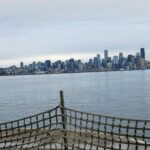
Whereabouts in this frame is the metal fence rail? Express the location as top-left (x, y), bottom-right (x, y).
top-left (0, 91), bottom-right (150, 150)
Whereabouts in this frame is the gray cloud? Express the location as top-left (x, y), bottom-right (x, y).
top-left (0, 0), bottom-right (150, 66)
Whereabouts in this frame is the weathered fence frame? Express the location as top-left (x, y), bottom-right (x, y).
top-left (60, 90), bottom-right (68, 150)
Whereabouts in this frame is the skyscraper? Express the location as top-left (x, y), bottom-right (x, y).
top-left (97, 54), bottom-right (101, 67)
top-left (140, 48), bottom-right (145, 59)
top-left (44, 60), bottom-right (51, 69)
top-left (113, 56), bottom-right (119, 65)
top-left (20, 62), bottom-right (24, 69)
top-left (119, 52), bottom-right (124, 68)
top-left (136, 53), bottom-right (141, 68)
top-left (119, 52), bottom-right (123, 60)
top-left (104, 50), bottom-right (108, 61)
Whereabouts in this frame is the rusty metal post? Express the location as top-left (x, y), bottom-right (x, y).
top-left (60, 91), bottom-right (68, 150)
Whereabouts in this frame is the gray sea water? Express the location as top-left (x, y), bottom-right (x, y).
top-left (0, 70), bottom-right (150, 122)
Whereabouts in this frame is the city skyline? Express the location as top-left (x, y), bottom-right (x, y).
top-left (0, 48), bottom-right (149, 75)
top-left (0, 0), bottom-right (150, 67)
top-left (0, 48), bottom-right (150, 68)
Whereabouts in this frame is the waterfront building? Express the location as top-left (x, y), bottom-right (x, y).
top-left (93, 57), bottom-right (98, 68)
top-left (107, 62), bottom-right (112, 70)
top-left (113, 56), bottom-right (119, 70)
top-left (69, 58), bottom-right (75, 71)
top-left (78, 62), bottom-right (84, 71)
top-left (20, 62), bottom-right (24, 69)
top-left (97, 54), bottom-right (100, 59)
top-left (0, 68), bottom-right (6, 75)
top-left (102, 59), bottom-right (106, 68)
top-left (113, 56), bottom-right (119, 65)
top-left (44, 60), bottom-right (51, 69)
top-left (119, 52), bottom-right (123, 62)
top-left (104, 50), bottom-right (108, 61)
top-left (97, 59), bottom-right (101, 68)
top-left (38, 62), bottom-right (42, 70)
top-left (135, 53), bottom-right (141, 69)
top-left (28, 64), bottom-right (33, 72)
top-left (127, 55), bottom-right (133, 63)
top-left (140, 48), bottom-right (145, 59)
top-left (32, 61), bottom-right (36, 71)
top-left (35, 63), bottom-right (39, 71)
top-left (74, 60), bottom-right (78, 67)
top-left (140, 58), bottom-right (145, 69)
top-left (96, 54), bottom-right (101, 68)
top-left (107, 57), bottom-right (111, 63)
top-left (88, 59), bottom-right (93, 66)
top-left (103, 50), bottom-right (109, 68)
top-left (119, 52), bottom-right (124, 68)
top-left (123, 57), bottom-right (127, 68)
top-left (140, 48), bottom-right (145, 69)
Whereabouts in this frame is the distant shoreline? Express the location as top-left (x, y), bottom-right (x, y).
top-left (0, 69), bottom-right (149, 77)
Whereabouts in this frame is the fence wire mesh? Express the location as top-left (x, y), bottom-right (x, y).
top-left (0, 105), bottom-right (150, 150)
top-left (64, 107), bottom-right (150, 150)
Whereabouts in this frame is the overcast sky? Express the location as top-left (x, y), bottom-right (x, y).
top-left (0, 0), bottom-right (150, 67)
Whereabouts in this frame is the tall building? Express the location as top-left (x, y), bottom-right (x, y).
top-left (20, 62), bottom-right (24, 69)
top-left (88, 59), bottom-right (93, 66)
top-left (44, 60), bottom-right (51, 69)
top-left (127, 55), bottom-right (133, 63)
top-left (119, 52), bottom-right (123, 61)
top-left (69, 58), bottom-right (75, 71)
top-left (32, 61), bottom-right (36, 71)
top-left (97, 54), bottom-right (101, 67)
top-left (113, 56), bottom-right (119, 65)
top-left (119, 52), bottom-right (124, 68)
top-left (136, 53), bottom-right (141, 68)
top-left (97, 54), bottom-right (100, 59)
top-left (104, 50), bottom-right (108, 61)
top-left (38, 61), bottom-right (42, 70)
top-left (113, 56), bottom-right (119, 70)
top-left (140, 48), bottom-right (145, 59)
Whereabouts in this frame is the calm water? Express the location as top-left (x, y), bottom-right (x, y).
top-left (0, 70), bottom-right (150, 122)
